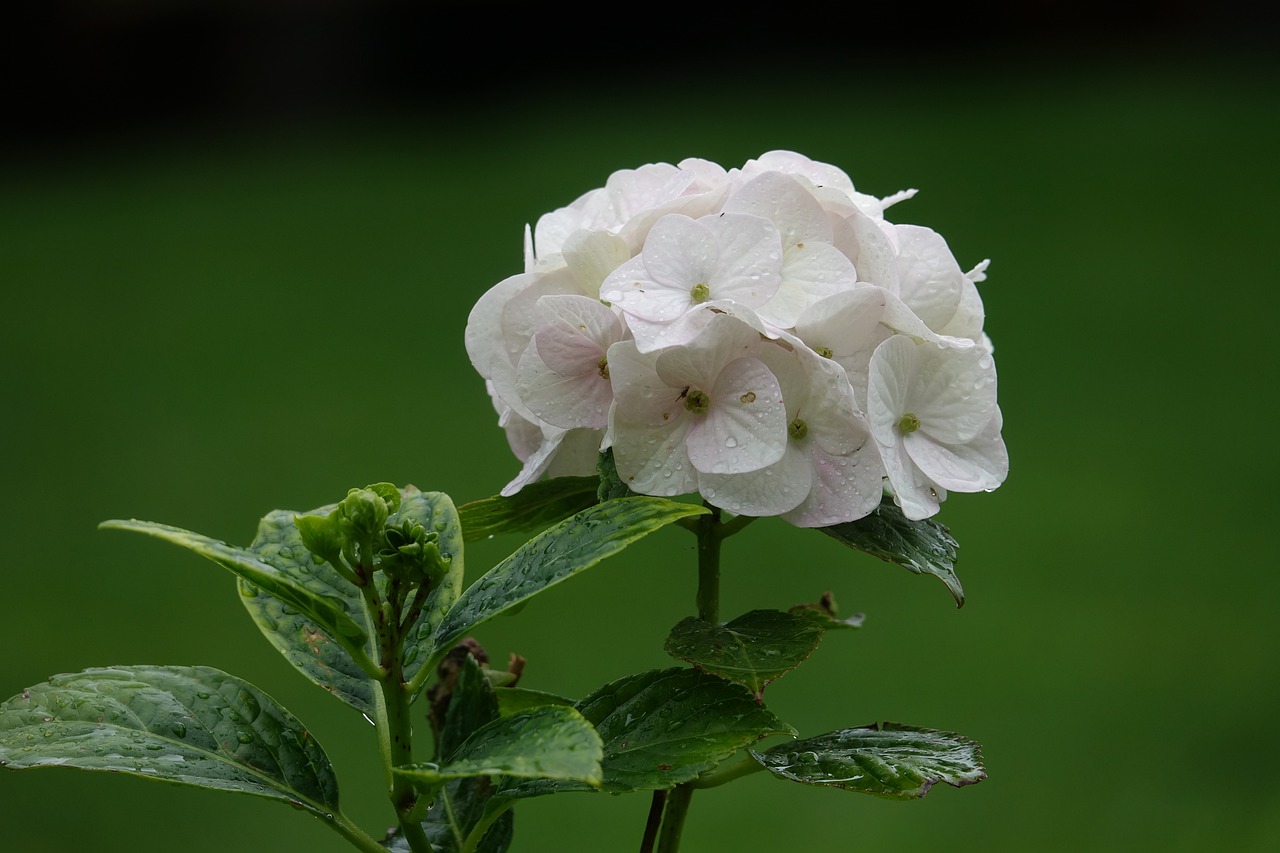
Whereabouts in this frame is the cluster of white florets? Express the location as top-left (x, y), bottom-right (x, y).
top-left (466, 151), bottom-right (1007, 524)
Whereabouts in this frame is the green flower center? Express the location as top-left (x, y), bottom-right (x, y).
top-left (597, 356), bottom-right (610, 379)
top-left (815, 346), bottom-right (834, 359)
top-left (690, 282), bottom-right (711, 304)
top-left (898, 413), bottom-right (921, 434)
top-left (683, 389), bottom-right (710, 414)
top-left (788, 418), bottom-right (809, 441)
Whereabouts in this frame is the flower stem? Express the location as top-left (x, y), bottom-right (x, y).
top-left (639, 790), bottom-right (667, 853)
top-left (329, 811), bottom-right (392, 853)
top-left (694, 504), bottom-right (722, 624)
top-left (654, 503), bottom-right (724, 853)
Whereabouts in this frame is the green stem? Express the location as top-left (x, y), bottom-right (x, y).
top-left (655, 504), bottom-right (724, 853)
top-left (690, 754), bottom-right (765, 789)
top-left (694, 504), bottom-right (722, 625)
top-left (654, 784), bottom-right (695, 853)
top-left (328, 811), bottom-right (391, 853)
top-left (366, 577), bottom-right (435, 853)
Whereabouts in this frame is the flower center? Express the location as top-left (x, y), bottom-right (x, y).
top-left (597, 356), bottom-right (610, 379)
top-left (690, 282), bottom-right (711, 304)
top-left (788, 418), bottom-right (809, 441)
top-left (815, 346), bottom-right (833, 359)
top-left (683, 389), bottom-right (710, 414)
top-left (898, 413), bottom-right (921, 433)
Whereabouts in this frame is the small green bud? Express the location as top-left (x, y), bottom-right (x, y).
top-left (683, 389), bottom-right (710, 415)
top-left (296, 512), bottom-right (343, 562)
top-left (339, 487), bottom-right (391, 540)
top-left (815, 346), bottom-right (834, 359)
top-left (788, 418), bottom-right (809, 441)
top-left (898, 413), bottom-right (922, 434)
top-left (690, 282), bottom-right (711, 304)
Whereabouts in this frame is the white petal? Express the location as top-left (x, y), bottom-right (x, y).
top-left (904, 408), bottom-right (1008, 493)
top-left (701, 213), bottom-right (783, 307)
top-left (563, 230), bottom-right (633, 296)
top-left (609, 412), bottom-right (698, 496)
top-left (654, 313), bottom-right (763, 389)
top-left (608, 340), bottom-right (684, 427)
top-left (879, 439), bottom-right (941, 521)
top-left (795, 284), bottom-right (888, 358)
top-left (501, 423), bottom-right (568, 496)
top-left (600, 254), bottom-right (690, 323)
top-left (698, 444), bottom-right (811, 517)
top-left (686, 356), bottom-right (787, 474)
top-left (516, 346), bottom-right (612, 430)
top-left (723, 171), bottom-right (832, 247)
top-left (908, 344), bottom-right (998, 445)
top-left (781, 442), bottom-right (884, 527)
top-left (866, 335), bottom-right (918, 444)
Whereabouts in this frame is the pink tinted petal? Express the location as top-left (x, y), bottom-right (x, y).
top-left (781, 442), bottom-right (884, 527)
top-left (532, 295), bottom-right (619, 375)
top-left (607, 341), bottom-right (685, 427)
top-left (516, 346), bottom-right (612, 430)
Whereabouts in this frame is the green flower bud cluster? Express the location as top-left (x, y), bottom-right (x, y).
top-left (295, 483), bottom-right (449, 589)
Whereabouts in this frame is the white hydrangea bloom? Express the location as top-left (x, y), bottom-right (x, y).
top-left (466, 150), bottom-right (1008, 524)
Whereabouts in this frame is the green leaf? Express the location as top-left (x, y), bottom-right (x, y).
top-left (0, 665), bottom-right (340, 815)
top-left (412, 655), bottom-right (512, 853)
top-left (456, 477), bottom-right (600, 542)
top-left (432, 497), bottom-right (708, 652)
top-left (494, 687), bottom-right (575, 717)
top-left (237, 486), bottom-right (465, 713)
top-left (750, 722), bottom-right (986, 798)
top-left (819, 495), bottom-right (965, 606)
top-left (239, 507), bottom-right (374, 712)
top-left (664, 610), bottom-right (825, 700)
top-left (388, 489), bottom-right (467, 687)
top-left (397, 706), bottom-right (602, 789)
top-left (498, 667), bottom-right (794, 800)
top-left (100, 518), bottom-right (371, 652)
top-left (595, 448), bottom-right (633, 501)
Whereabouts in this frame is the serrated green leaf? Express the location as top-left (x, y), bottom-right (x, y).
top-left (397, 706), bottom-right (602, 790)
top-left (0, 665), bottom-right (339, 815)
top-left (100, 518), bottom-right (371, 654)
top-left (432, 498), bottom-right (708, 652)
top-left (498, 667), bottom-right (794, 801)
top-left (819, 495), bottom-right (964, 606)
top-left (750, 722), bottom-right (986, 798)
top-left (494, 687), bottom-right (575, 717)
top-left (456, 477), bottom-right (600, 542)
top-left (664, 610), bottom-right (825, 700)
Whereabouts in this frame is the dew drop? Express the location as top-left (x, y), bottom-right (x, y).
top-left (725, 436), bottom-right (738, 448)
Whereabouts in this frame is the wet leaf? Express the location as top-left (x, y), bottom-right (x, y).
top-left (0, 665), bottom-right (339, 815)
top-left (456, 477), bottom-right (600, 542)
top-left (494, 687), bottom-right (575, 717)
top-left (432, 498), bottom-right (707, 651)
top-left (397, 706), bottom-right (602, 789)
top-left (750, 722), bottom-right (985, 798)
top-left (664, 610), bottom-right (825, 700)
top-left (819, 495), bottom-right (964, 606)
top-left (497, 667), bottom-right (794, 800)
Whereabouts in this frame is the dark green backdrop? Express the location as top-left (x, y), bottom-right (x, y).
top-left (3, 44), bottom-right (1278, 852)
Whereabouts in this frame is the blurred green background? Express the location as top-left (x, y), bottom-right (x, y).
top-left (4, 5), bottom-right (1279, 851)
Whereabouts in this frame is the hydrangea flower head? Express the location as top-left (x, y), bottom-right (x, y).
top-left (466, 151), bottom-right (1008, 523)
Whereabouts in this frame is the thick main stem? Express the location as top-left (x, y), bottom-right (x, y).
top-left (654, 504), bottom-right (723, 853)
top-left (368, 581), bottom-right (435, 853)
